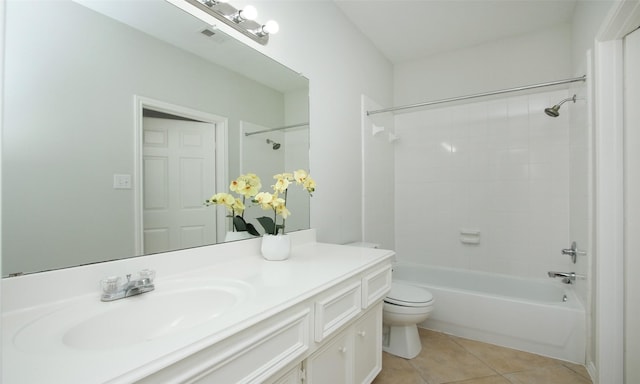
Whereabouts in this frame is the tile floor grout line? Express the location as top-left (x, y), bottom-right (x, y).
top-left (446, 333), bottom-right (505, 377)
top-left (373, 329), bottom-right (592, 384)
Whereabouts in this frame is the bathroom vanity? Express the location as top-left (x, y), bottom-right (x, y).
top-left (1, 230), bottom-right (393, 383)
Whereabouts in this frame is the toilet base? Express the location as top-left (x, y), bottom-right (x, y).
top-left (382, 324), bottom-right (422, 359)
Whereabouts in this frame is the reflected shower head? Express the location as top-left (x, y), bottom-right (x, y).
top-left (266, 139), bottom-right (281, 150)
top-left (544, 94), bottom-right (577, 117)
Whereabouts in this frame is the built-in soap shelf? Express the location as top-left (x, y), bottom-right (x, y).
top-left (371, 123), bottom-right (399, 143)
top-left (460, 229), bottom-right (480, 245)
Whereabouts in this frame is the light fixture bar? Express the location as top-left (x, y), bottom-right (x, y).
top-left (182, 0), bottom-right (273, 45)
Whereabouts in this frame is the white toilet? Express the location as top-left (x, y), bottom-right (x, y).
top-left (343, 242), bottom-right (434, 359)
top-left (382, 282), bottom-right (434, 359)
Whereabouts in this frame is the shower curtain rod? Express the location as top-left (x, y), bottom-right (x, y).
top-left (366, 75), bottom-right (586, 116)
top-left (244, 122), bottom-right (309, 136)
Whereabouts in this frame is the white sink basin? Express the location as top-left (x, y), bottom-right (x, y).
top-left (13, 279), bottom-right (253, 351)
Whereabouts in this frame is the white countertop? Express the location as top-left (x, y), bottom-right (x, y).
top-left (1, 230), bottom-right (394, 383)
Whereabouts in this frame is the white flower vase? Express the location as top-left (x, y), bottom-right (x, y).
top-left (261, 234), bottom-right (291, 261)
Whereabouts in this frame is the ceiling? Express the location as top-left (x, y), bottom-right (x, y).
top-left (334, 0), bottom-right (579, 64)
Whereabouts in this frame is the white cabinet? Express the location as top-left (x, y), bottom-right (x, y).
top-left (138, 307), bottom-right (311, 384)
top-left (307, 330), bottom-right (353, 383)
top-left (314, 281), bottom-right (362, 343)
top-left (353, 302), bottom-right (383, 384)
top-left (305, 302), bottom-right (383, 384)
top-left (269, 364), bottom-right (304, 384)
top-left (138, 261), bottom-right (391, 384)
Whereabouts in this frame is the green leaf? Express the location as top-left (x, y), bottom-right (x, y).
top-left (245, 223), bottom-right (260, 237)
top-left (233, 216), bottom-right (248, 231)
top-left (256, 216), bottom-right (276, 235)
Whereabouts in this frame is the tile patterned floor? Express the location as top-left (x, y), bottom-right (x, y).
top-left (372, 329), bottom-right (592, 384)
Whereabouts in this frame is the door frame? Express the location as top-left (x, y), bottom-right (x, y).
top-left (593, 1), bottom-right (640, 382)
top-left (133, 95), bottom-right (228, 254)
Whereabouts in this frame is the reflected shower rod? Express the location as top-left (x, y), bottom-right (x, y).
top-left (244, 122), bottom-right (309, 136)
top-left (366, 75), bottom-right (586, 116)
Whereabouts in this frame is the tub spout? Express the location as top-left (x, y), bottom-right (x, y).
top-left (547, 271), bottom-right (576, 284)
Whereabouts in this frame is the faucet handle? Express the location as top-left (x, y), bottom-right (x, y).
top-left (138, 269), bottom-right (156, 282)
top-left (561, 241), bottom-right (578, 263)
top-left (100, 276), bottom-right (121, 293)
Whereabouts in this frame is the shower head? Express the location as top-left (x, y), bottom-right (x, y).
top-left (266, 139), bottom-right (281, 150)
top-left (544, 94), bottom-right (577, 117)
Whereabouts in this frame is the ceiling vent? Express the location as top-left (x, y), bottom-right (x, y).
top-left (199, 28), bottom-right (228, 43)
top-left (200, 28), bottom-right (216, 37)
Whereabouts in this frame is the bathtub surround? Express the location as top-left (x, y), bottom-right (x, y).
top-left (395, 89), bottom-right (575, 281)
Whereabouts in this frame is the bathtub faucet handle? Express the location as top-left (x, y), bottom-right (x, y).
top-left (561, 241), bottom-right (578, 264)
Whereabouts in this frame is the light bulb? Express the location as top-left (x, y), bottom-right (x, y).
top-left (263, 20), bottom-right (279, 34)
top-left (241, 5), bottom-right (258, 21)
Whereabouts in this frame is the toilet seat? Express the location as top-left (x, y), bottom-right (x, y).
top-left (384, 282), bottom-right (433, 307)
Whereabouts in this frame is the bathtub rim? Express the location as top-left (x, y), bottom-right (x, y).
top-left (391, 261), bottom-right (584, 309)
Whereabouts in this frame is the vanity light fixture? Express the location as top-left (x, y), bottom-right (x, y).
top-left (183, 0), bottom-right (279, 45)
top-left (202, 0), bottom-right (225, 6)
top-left (232, 5), bottom-right (258, 23)
top-left (257, 20), bottom-right (280, 36)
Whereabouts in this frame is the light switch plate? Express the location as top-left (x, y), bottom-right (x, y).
top-left (113, 174), bottom-right (132, 189)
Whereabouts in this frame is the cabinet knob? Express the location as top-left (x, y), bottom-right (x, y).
top-left (358, 330), bottom-right (366, 337)
top-left (338, 346), bottom-right (347, 353)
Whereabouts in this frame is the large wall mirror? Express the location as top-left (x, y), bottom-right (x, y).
top-left (2, 0), bottom-right (310, 277)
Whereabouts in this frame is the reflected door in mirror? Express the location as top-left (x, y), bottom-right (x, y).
top-left (143, 117), bottom-right (217, 254)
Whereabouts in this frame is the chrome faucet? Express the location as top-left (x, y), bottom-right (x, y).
top-left (547, 271), bottom-right (577, 284)
top-left (561, 242), bottom-right (578, 263)
top-left (100, 269), bottom-right (156, 301)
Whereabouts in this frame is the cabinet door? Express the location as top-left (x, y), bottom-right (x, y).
top-left (354, 303), bottom-right (383, 384)
top-left (270, 364), bottom-right (303, 384)
top-left (306, 331), bottom-right (353, 384)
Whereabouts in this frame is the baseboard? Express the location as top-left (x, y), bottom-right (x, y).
top-left (586, 360), bottom-right (597, 383)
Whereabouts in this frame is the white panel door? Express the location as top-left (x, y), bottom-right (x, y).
top-left (143, 117), bottom-right (216, 254)
top-left (624, 26), bottom-right (640, 384)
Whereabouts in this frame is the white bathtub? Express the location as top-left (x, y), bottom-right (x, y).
top-left (392, 262), bottom-right (586, 363)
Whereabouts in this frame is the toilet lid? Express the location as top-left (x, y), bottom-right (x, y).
top-left (385, 282), bottom-right (433, 307)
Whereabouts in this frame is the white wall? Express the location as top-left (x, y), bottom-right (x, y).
top-left (0, 0), bottom-right (5, 377)
top-left (394, 24), bottom-right (572, 106)
top-left (624, 25), bottom-right (640, 384)
top-left (215, 1), bottom-right (394, 245)
top-left (362, 96), bottom-right (395, 250)
top-left (569, 0), bottom-right (614, 309)
top-left (570, 0), bottom-right (616, 376)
